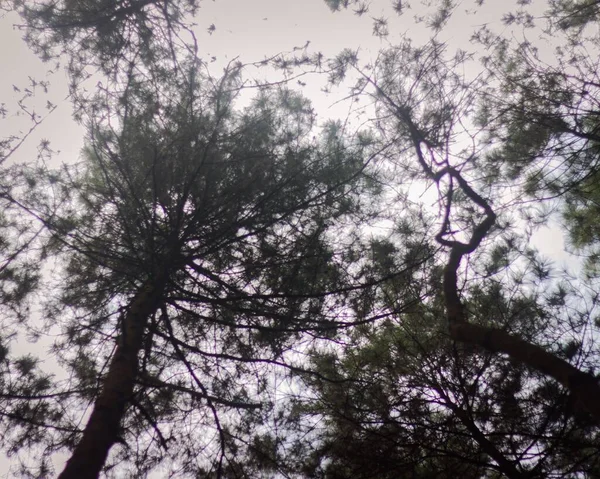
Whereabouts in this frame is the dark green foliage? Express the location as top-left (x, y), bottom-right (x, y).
top-left (11, 60), bottom-right (378, 475)
top-left (275, 270), bottom-right (600, 478)
top-left (11, 0), bottom-right (200, 76)
top-left (4, 0), bottom-right (600, 476)
top-left (261, 2), bottom-right (600, 478)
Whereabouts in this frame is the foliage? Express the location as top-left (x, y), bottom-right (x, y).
top-left (3, 0), bottom-right (600, 477)
top-left (10, 57), bottom-right (386, 476)
top-left (10, 0), bottom-right (201, 77)
top-left (274, 246), bottom-right (600, 478)
top-left (261, 1), bottom-right (600, 477)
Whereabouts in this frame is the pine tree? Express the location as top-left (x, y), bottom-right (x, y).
top-left (10, 60), bottom-right (375, 477)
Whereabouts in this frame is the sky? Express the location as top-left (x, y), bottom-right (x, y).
top-left (0, 0), bottom-right (521, 169)
top-left (0, 0), bottom-right (578, 475)
top-left (1, 0), bottom-right (388, 169)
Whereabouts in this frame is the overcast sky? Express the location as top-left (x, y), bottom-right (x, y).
top-left (1, 1), bottom-right (386, 168)
top-left (0, 0), bottom-right (521, 168)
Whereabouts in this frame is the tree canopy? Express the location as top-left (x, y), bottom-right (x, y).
top-left (2, 0), bottom-right (600, 477)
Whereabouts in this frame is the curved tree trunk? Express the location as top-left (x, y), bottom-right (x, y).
top-left (58, 278), bottom-right (164, 479)
top-left (392, 100), bottom-right (600, 420)
top-left (436, 169), bottom-right (600, 420)
top-left (449, 322), bottom-right (600, 420)
top-left (378, 76), bottom-right (600, 428)
top-left (437, 169), bottom-right (600, 420)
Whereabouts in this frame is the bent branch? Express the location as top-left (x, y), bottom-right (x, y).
top-left (382, 93), bottom-right (600, 421)
top-left (449, 322), bottom-right (600, 419)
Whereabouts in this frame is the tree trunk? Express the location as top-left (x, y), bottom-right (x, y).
top-left (450, 322), bottom-right (600, 420)
top-left (58, 278), bottom-right (164, 479)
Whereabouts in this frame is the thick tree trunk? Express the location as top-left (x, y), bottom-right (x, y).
top-left (58, 279), bottom-right (164, 479)
top-left (450, 322), bottom-right (600, 420)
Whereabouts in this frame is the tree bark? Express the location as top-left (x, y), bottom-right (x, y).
top-left (449, 322), bottom-right (600, 420)
top-left (383, 86), bottom-right (600, 422)
top-left (58, 278), bottom-right (164, 479)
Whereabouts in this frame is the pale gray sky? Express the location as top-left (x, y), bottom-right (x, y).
top-left (0, 0), bottom-right (520, 168)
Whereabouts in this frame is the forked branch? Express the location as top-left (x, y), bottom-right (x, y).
top-left (382, 93), bottom-right (600, 421)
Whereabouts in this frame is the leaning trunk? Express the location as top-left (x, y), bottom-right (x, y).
top-left (391, 98), bottom-right (600, 423)
top-left (58, 278), bottom-right (165, 479)
top-left (449, 322), bottom-right (600, 420)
